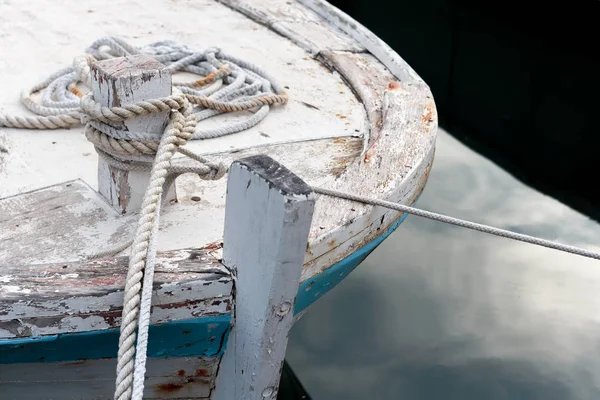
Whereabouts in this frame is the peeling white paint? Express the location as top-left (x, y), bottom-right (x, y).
top-left (2, 286), bottom-right (31, 294)
top-left (0, 0), bottom-right (436, 363)
top-left (0, 249), bottom-right (233, 338)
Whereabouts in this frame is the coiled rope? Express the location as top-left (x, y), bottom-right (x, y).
top-left (7, 34), bottom-right (596, 400)
top-left (1, 36), bottom-right (288, 140)
top-left (0, 36), bottom-right (289, 400)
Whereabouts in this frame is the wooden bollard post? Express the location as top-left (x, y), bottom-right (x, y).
top-left (213, 155), bottom-right (316, 400)
top-left (90, 54), bottom-right (176, 214)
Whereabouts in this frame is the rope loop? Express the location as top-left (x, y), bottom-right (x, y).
top-left (0, 36), bottom-right (289, 400)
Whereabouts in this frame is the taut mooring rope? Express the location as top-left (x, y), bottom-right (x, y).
top-left (312, 187), bottom-right (600, 261)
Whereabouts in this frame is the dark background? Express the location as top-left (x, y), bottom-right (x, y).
top-left (327, 0), bottom-right (600, 221)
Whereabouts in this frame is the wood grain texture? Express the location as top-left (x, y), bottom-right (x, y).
top-left (0, 0), bottom-right (437, 336)
top-left (299, 0), bottom-right (423, 82)
top-left (211, 0), bottom-right (438, 284)
top-left (0, 357), bottom-right (218, 399)
top-left (302, 50), bottom-right (436, 280)
top-left (213, 156), bottom-right (315, 400)
top-left (92, 54), bottom-right (175, 213)
top-left (216, 0), bottom-right (365, 54)
top-left (0, 0), bottom-right (364, 199)
top-left (0, 180), bottom-right (136, 266)
top-left (0, 247), bottom-right (232, 338)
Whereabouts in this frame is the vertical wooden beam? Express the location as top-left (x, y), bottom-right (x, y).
top-left (213, 155), bottom-right (315, 400)
top-left (90, 54), bottom-right (176, 214)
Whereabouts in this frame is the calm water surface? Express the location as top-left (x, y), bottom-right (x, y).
top-left (286, 128), bottom-right (600, 399)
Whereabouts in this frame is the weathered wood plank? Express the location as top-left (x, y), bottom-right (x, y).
top-left (210, 0), bottom-right (438, 289)
top-left (213, 155), bottom-right (315, 400)
top-left (0, 180), bottom-right (136, 266)
top-left (0, 134), bottom-right (363, 267)
top-left (0, 314), bottom-right (230, 364)
top-left (91, 54), bottom-right (175, 213)
top-left (0, 248), bottom-right (232, 338)
top-left (0, 357), bottom-right (218, 399)
top-left (299, 0), bottom-right (424, 82)
top-left (0, 0), bottom-right (365, 200)
top-left (215, 0), bottom-right (365, 54)
top-left (0, 0), bottom-right (437, 330)
top-left (301, 50), bottom-right (437, 283)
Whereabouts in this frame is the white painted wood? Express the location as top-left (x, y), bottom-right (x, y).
top-left (300, 51), bottom-right (437, 281)
top-left (215, 0), bottom-right (365, 54)
top-left (0, 0), bottom-right (364, 200)
top-left (0, 0), bottom-right (437, 325)
top-left (0, 3), bottom-right (440, 399)
top-left (91, 54), bottom-right (176, 214)
top-left (0, 247), bottom-right (232, 338)
top-left (0, 357), bottom-right (217, 399)
top-left (299, 0), bottom-right (424, 83)
top-left (213, 155), bottom-right (316, 400)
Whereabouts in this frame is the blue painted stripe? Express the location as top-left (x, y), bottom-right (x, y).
top-left (0, 315), bottom-right (230, 364)
top-left (294, 211), bottom-right (410, 314)
top-left (0, 203), bottom-right (415, 364)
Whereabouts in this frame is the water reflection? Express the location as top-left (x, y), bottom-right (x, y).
top-left (286, 128), bottom-right (600, 399)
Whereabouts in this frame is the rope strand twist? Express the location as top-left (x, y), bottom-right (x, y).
top-left (0, 36), bottom-right (289, 400)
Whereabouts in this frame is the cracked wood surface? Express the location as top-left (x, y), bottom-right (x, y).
top-left (0, 248), bottom-right (232, 338)
top-left (0, 0), bottom-right (437, 337)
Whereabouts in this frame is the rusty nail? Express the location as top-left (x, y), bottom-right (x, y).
top-left (277, 301), bottom-right (291, 316)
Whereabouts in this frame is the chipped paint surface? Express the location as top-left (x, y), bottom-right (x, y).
top-left (0, 5), bottom-right (436, 399)
top-left (0, 315), bottom-right (230, 364)
top-left (0, 0), bottom-right (436, 294)
top-left (0, 248), bottom-right (232, 338)
top-left (295, 196), bottom-right (417, 313)
top-left (0, 180), bottom-right (136, 265)
top-left (213, 156), bottom-right (314, 400)
top-left (0, 0), bottom-right (363, 200)
top-left (0, 357), bottom-right (218, 399)
top-left (300, 50), bottom-right (437, 282)
top-left (92, 55), bottom-right (175, 214)
top-left (204, 0), bottom-right (437, 291)
top-left (216, 0), bottom-right (365, 54)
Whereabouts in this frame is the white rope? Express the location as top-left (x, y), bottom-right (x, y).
top-left (312, 187), bottom-right (600, 261)
top-left (0, 36), bottom-right (289, 400)
top-left (114, 104), bottom-right (196, 400)
top-left (1, 37), bottom-right (288, 141)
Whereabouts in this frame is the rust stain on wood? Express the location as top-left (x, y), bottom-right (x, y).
top-left (387, 81), bottom-right (401, 91)
top-left (63, 360), bottom-right (86, 366)
top-left (329, 137), bottom-right (362, 178)
top-left (200, 241), bottom-right (223, 251)
top-left (421, 101), bottom-right (436, 129)
top-left (154, 372), bottom-right (212, 395)
top-left (155, 382), bottom-right (185, 394)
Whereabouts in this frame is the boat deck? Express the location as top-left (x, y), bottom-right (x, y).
top-left (0, 1), bottom-right (437, 398)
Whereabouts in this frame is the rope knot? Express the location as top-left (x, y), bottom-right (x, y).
top-left (2, 38), bottom-right (291, 400)
top-left (204, 162), bottom-right (228, 181)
